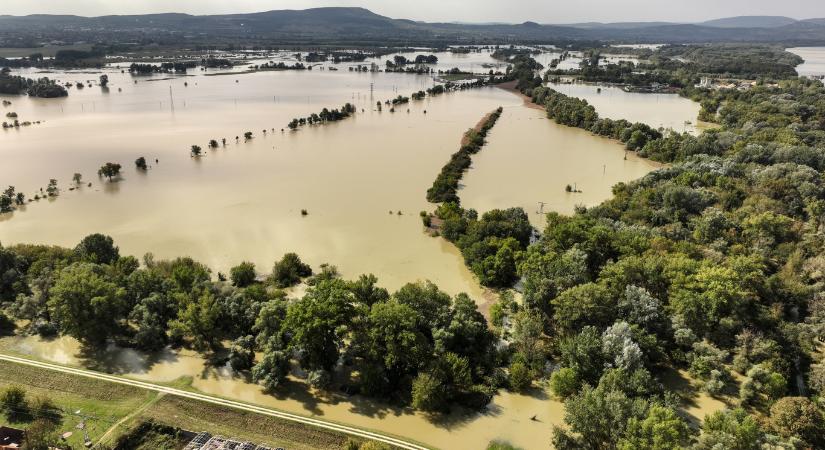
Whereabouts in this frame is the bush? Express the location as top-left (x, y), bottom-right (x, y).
top-left (270, 253), bottom-right (312, 288)
top-left (230, 261), bottom-right (256, 287)
top-left (508, 361), bottom-right (532, 392)
top-left (0, 386), bottom-right (28, 420)
top-left (550, 367), bottom-right (579, 399)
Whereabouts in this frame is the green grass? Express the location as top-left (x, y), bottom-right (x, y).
top-left (0, 360), bottom-right (355, 449)
top-left (0, 360), bottom-right (151, 448)
top-left (140, 396), bottom-right (351, 450)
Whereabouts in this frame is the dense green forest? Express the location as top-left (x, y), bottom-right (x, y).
top-left (0, 237), bottom-right (503, 413)
top-left (489, 50), bottom-right (825, 449)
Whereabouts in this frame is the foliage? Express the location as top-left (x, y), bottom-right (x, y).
top-left (270, 253), bottom-right (312, 288)
top-left (427, 107), bottom-right (503, 204)
top-left (98, 162), bottom-right (122, 181)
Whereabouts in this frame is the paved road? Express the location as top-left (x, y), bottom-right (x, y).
top-left (0, 353), bottom-right (430, 450)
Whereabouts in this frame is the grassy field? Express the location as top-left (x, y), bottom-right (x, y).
top-left (0, 44), bottom-right (94, 58)
top-left (0, 360), bottom-right (354, 449)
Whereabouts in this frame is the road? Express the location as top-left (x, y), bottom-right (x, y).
top-left (0, 353), bottom-right (430, 450)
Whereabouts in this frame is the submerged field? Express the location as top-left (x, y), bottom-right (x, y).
top-left (0, 51), bottom-right (709, 449)
top-left (0, 59), bottom-right (673, 300)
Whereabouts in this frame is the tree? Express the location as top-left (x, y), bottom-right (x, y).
top-left (552, 385), bottom-right (638, 450)
top-left (393, 281), bottom-right (451, 333)
top-left (135, 157), bottom-right (147, 170)
top-left (550, 367), bottom-right (579, 399)
top-left (45, 179), bottom-right (58, 197)
top-left (230, 261), bottom-right (256, 287)
top-left (0, 386), bottom-right (28, 421)
top-left (74, 233), bottom-right (119, 264)
top-left (361, 300), bottom-right (430, 386)
top-left (48, 263), bottom-right (126, 346)
top-left (72, 173), bottom-right (82, 185)
top-left (0, 186), bottom-right (13, 213)
top-left (552, 283), bottom-right (616, 335)
top-left (99, 74), bottom-right (109, 87)
top-left (411, 372), bottom-right (446, 412)
top-left (252, 342), bottom-right (290, 391)
top-left (191, 145), bottom-right (202, 157)
top-left (769, 397), bottom-right (825, 447)
top-left (508, 361), bottom-right (532, 392)
top-left (244, 131), bottom-right (253, 140)
top-left (510, 308), bottom-right (546, 371)
top-left (284, 279), bottom-right (354, 371)
top-left (228, 335), bottom-right (256, 371)
top-left (601, 322), bottom-right (643, 372)
top-left (270, 253), bottom-right (312, 288)
top-left (169, 290), bottom-right (221, 352)
top-left (348, 274), bottom-right (389, 307)
top-left (23, 419), bottom-right (61, 450)
top-left (617, 405), bottom-right (691, 450)
top-left (559, 327), bottom-right (606, 388)
top-left (693, 408), bottom-right (763, 450)
top-left (253, 300), bottom-right (287, 348)
top-left (98, 162), bottom-right (122, 181)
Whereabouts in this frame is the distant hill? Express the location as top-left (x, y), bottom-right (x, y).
top-left (564, 21), bottom-right (678, 30)
top-left (701, 16), bottom-right (799, 28)
top-left (2, 8), bottom-right (825, 46)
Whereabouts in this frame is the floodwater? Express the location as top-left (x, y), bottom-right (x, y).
top-left (4, 333), bottom-right (728, 450)
top-left (461, 96), bottom-right (661, 227)
top-left (0, 66), bottom-right (668, 301)
top-left (547, 82), bottom-right (701, 134)
top-left (5, 334), bottom-right (564, 450)
top-left (1, 68), bottom-right (502, 299)
top-left (788, 47), bottom-right (825, 78)
top-left (0, 63), bottom-right (688, 448)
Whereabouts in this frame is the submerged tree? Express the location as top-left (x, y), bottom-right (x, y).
top-left (98, 163), bottom-right (122, 181)
top-left (135, 157), bottom-right (147, 171)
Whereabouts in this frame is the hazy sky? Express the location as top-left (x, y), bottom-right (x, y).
top-left (5, 0), bottom-right (825, 23)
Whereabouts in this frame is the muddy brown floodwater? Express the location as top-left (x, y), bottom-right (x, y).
top-left (4, 334), bottom-right (728, 450)
top-left (0, 64), bottom-right (707, 449)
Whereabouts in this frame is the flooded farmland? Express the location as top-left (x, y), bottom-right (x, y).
top-left (0, 53), bottom-right (704, 449)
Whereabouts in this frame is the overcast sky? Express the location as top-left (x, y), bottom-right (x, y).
top-left (5, 0), bottom-right (825, 23)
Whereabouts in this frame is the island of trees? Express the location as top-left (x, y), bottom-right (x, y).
top-left (426, 107), bottom-right (504, 204)
top-left (0, 70), bottom-right (68, 98)
top-left (287, 103), bottom-right (356, 130)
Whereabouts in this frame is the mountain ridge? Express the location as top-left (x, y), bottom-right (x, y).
top-left (2, 8), bottom-right (825, 45)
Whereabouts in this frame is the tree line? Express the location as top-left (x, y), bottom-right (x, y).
top-left (472, 54), bottom-right (825, 448)
top-left (287, 103), bottom-right (357, 130)
top-left (0, 235), bottom-right (540, 414)
top-left (426, 107), bottom-right (503, 204)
